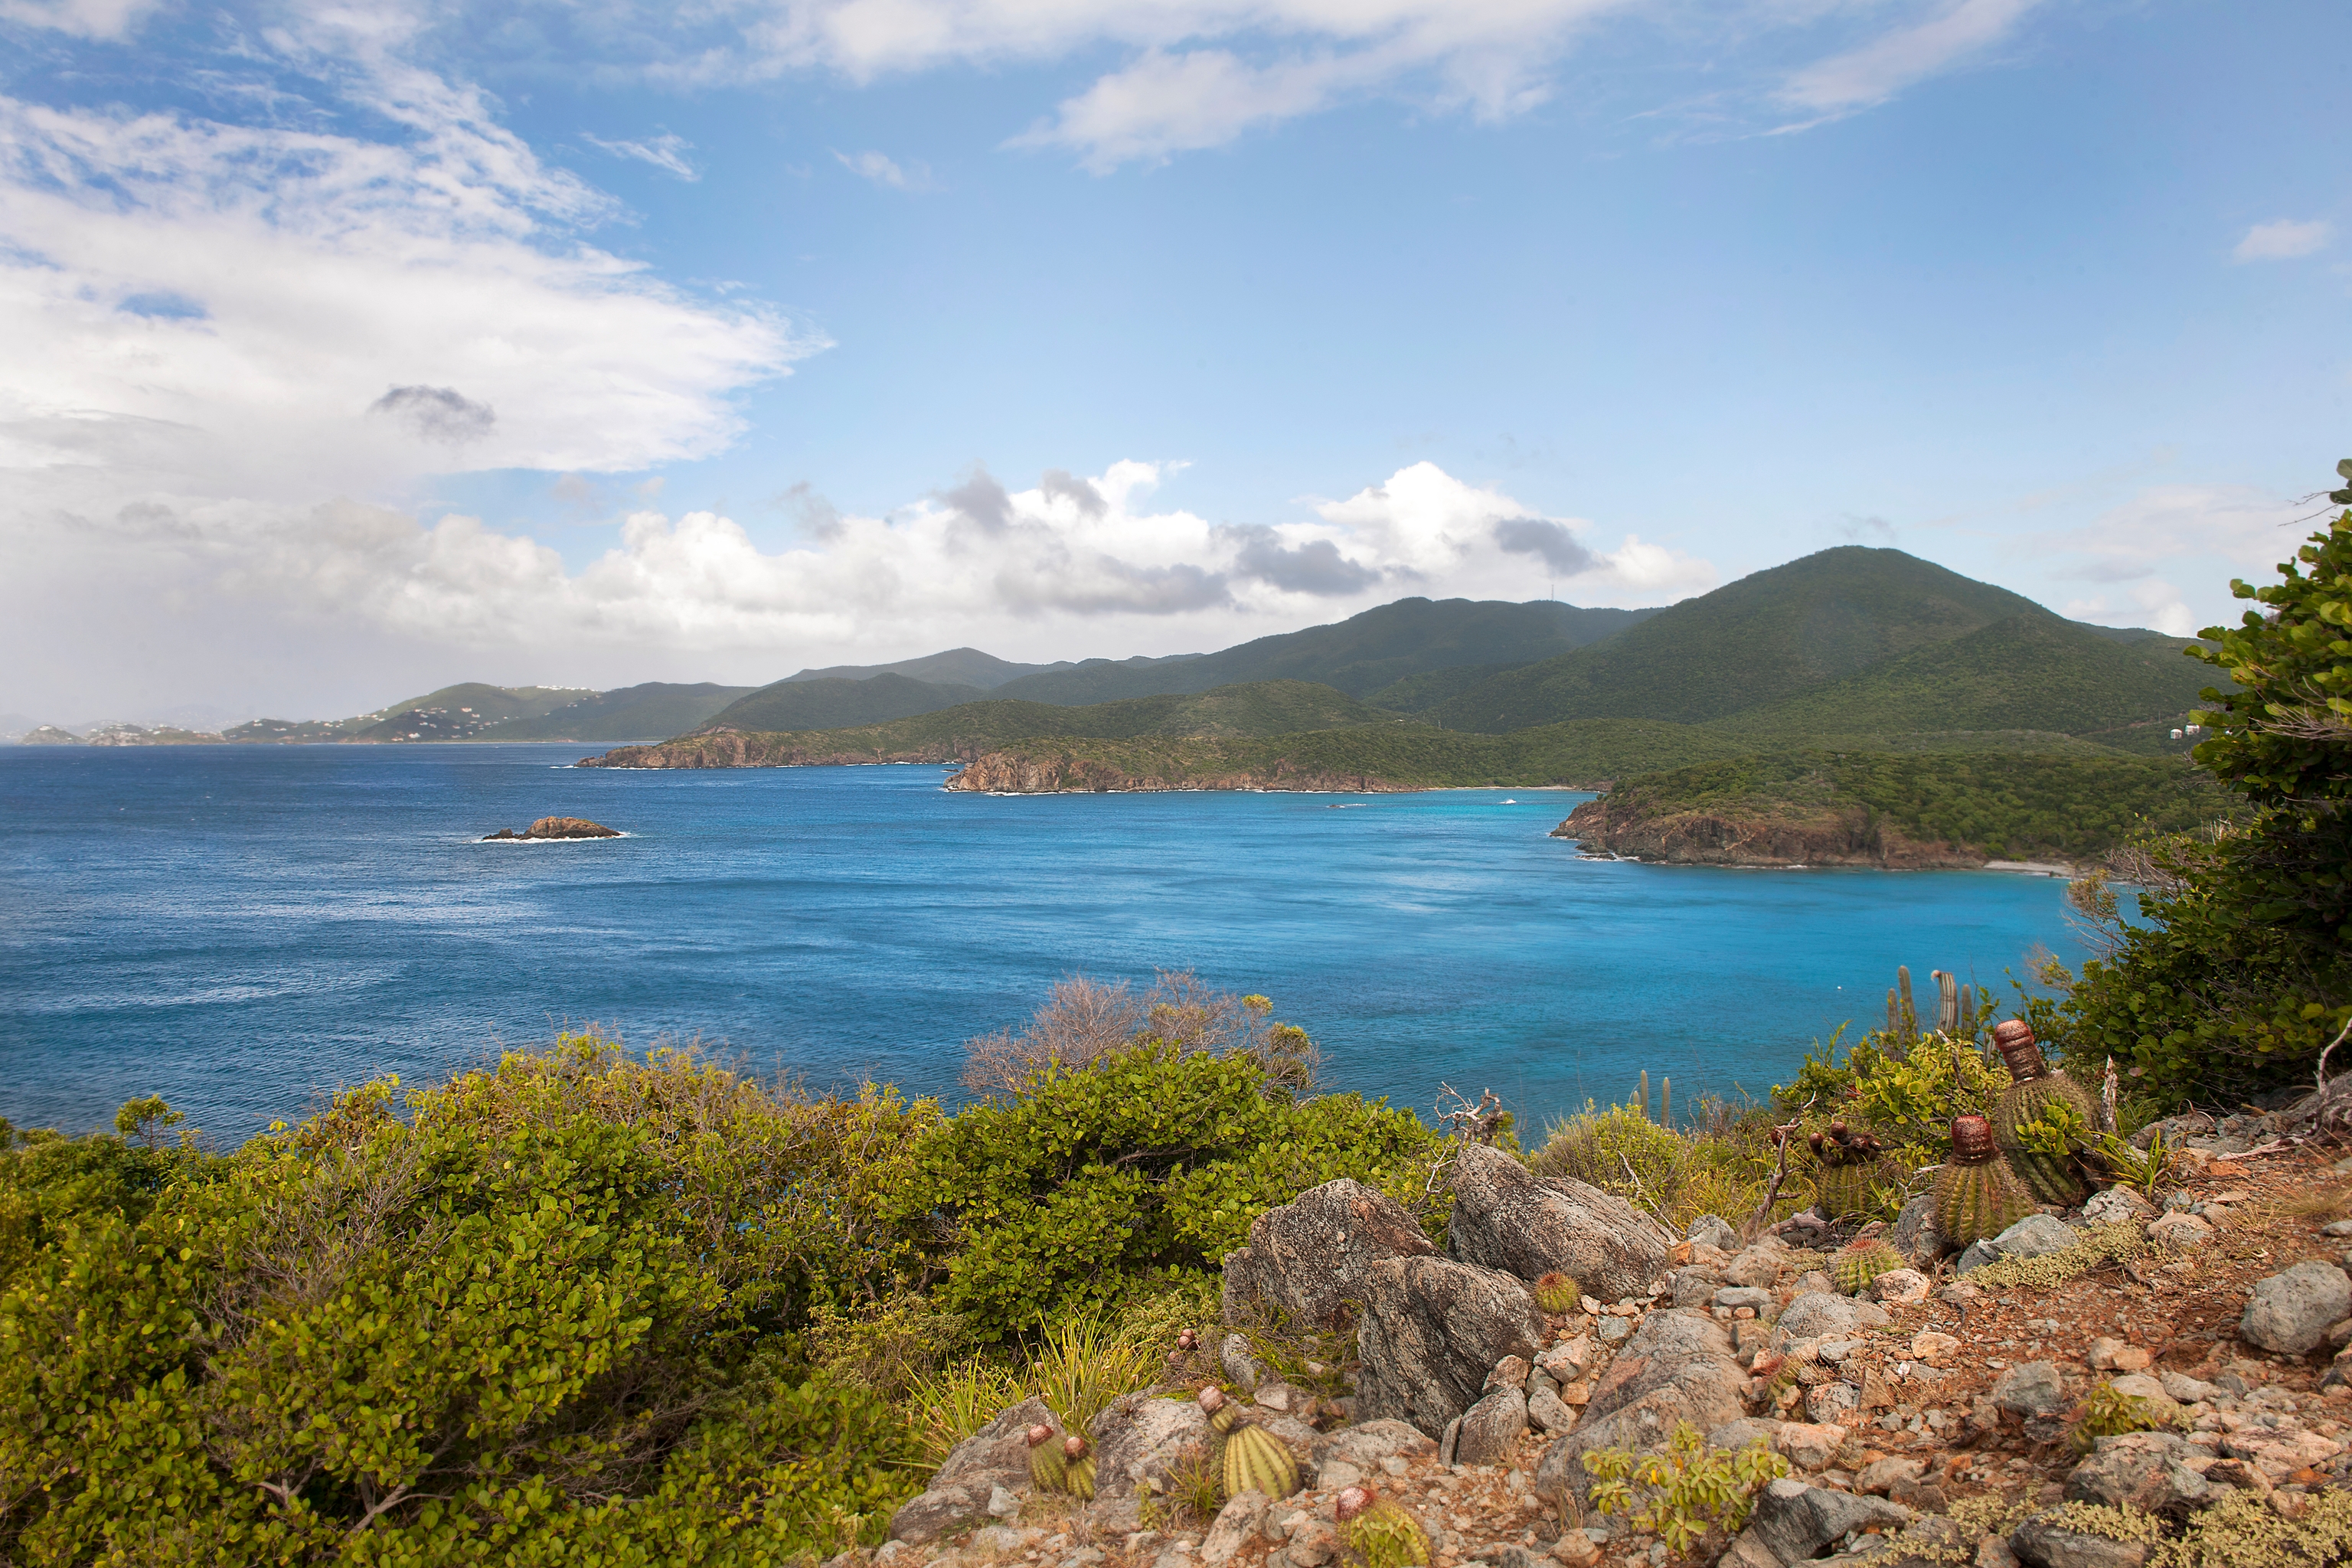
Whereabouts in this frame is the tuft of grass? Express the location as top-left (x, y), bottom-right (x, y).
top-left (1529, 1099), bottom-right (1780, 1236)
top-left (908, 1356), bottom-right (1027, 1468)
top-left (1026, 1313), bottom-right (1165, 1434)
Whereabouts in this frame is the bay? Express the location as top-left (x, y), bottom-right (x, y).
top-left (0, 743), bottom-right (2088, 1142)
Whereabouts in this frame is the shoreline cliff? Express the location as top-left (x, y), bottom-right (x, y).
top-left (1550, 794), bottom-right (1984, 868)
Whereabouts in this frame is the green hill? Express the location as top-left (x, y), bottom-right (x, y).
top-left (989, 597), bottom-right (1661, 705)
top-left (781, 648), bottom-right (1068, 688)
top-left (699, 672), bottom-right (989, 733)
top-left (485, 682), bottom-right (756, 741)
top-left (348, 684), bottom-right (594, 743)
top-left (1702, 615), bottom-right (2213, 743)
top-left (1428, 547), bottom-right (2060, 733)
top-left (1558, 750), bottom-right (2230, 864)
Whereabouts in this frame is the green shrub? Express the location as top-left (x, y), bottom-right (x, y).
top-left (1583, 1423), bottom-right (1788, 1553)
top-left (1530, 1100), bottom-right (1778, 1236)
top-left (893, 1040), bottom-right (1445, 1338)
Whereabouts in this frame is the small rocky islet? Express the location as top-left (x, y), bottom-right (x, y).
top-left (875, 1096), bottom-right (2352, 1568)
top-left (481, 815), bottom-right (621, 841)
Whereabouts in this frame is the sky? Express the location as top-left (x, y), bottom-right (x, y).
top-left (2, 0), bottom-right (2346, 725)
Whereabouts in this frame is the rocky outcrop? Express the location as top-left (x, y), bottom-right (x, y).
top-left (1089, 1390), bottom-right (1214, 1498)
top-left (1222, 1179), bottom-right (1438, 1328)
top-left (1550, 797), bottom-right (1981, 869)
top-left (579, 731), bottom-right (979, 769)
top-left (1355, 1256), bottom-right (1544, 1439)
top-left (946, 750), bottom-right (1403, 795)
top-left (484, 815), bottom-right (622, 840)
top-left (890, 1396), bottom-right (1057, 1542)
top-left (1534, 1308), bottom-right (1748, 1504)
top-left (1446, 1143), bottom-right (1671, 1302)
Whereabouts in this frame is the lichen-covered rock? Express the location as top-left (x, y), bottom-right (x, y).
top-left (1221, 1333), bottom-right (1263, 1391)
top-left (1769, 1292), bottom-right (1890, 1352)
top-left (1533, 1308), bottom-right (1748, 1504)
top-left (1221, 1178), bottom-right (1438, 1328)
top-left (2064, 1432), bottom-right (2215, 1514)
top-left (1991, 1362), bottom-right (2066, 1419)
top-left (1745, 1478), bottom-right (1910, 1564)
top-left (1867, 1269), bottom-right (1931, 1305)
top-left (2079, 1188), bottom-right (2157, 1230)
top-left (1990, 1214), bottom-right (2080, 1260)
top-left (1452, 1387), bottom-right (1528, 1465)
top-left (890, 1396), bottom-right (1057, 1541)
top-left (2146, 1213), bottom-right (2213, 1250)
top-left (1887, 1194), bottom-right (1950, 1269)
top-left (1310, 1418), bottom-right (1436, 1471)
top-left (1090, 1390), bottom-right (1212, 1498)
top-left (1446, 1143), bottom-right (1670, 1302)
top-left (1687, 1214), bottom-right (1739, 1252)
top-left (2010, 1514), bottom-right (2150, 1568)
top-left (2241, 1261), bottom-right (2352, 1355)
top-left (1201, 1491), bottom-right (1271, 1567)
top-left (1356, 1255), bottom-right (1544, 1438)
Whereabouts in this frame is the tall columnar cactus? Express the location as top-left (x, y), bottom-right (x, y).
top-left (1897, 965), bottom-right (1917, 1040)
top-left (1832, 1238), bottom-right (1905, 1296)
top-left (1338, 1487), bottom-right (1431, 1568)
top-left (1809, 1119), bottom-right (1883, 1218)
top-left (1933, 970), bottom-right (1960, 1037)
top-left (1199, 1387), bottom-right (1300, 1501)
top-left (1990, 1019), bottom-right (2097, 1206)
top-left (1027, 1423), bottom-right (1067, 1494)
top-left (1061, 1435), bottom-right (1096, 1501)
top-left (1934, 1114), bottom-right (2036, 1245)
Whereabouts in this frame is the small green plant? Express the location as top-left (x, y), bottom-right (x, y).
top-left (2069, 1380), bottom-right (2181, 1454)
top-left (2094, 1131), bottom-right (2179, 1199)
top-left (1582, 1423), bottom-right (1788, 1554)
top-left (2157, 1487), bottom-right (2352, 1568)
top-left (1534, 1271), bottom-right (1581, 1313)
top-left (1025, 1313), bottom-right (1162, 1432)
top-left (908, 1356), bottom-right (1027, 1467)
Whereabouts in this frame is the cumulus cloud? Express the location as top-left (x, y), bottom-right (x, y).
top-left (369, 385), bottom-right (498, 445)
top-left (1219, 524), bottom-right (1383, 596)
top-left (2233, 219), bottom-right (2332, 262)
top-left (1493, 516), bottom-right (1596, 575)
top-left (2050, 482), bottom-right (2315, 636)
top-left (584, 130), bottom-right (700, 180)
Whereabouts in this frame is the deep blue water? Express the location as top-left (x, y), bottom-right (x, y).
top-left (0, 744), bottom-right (2089, 1142)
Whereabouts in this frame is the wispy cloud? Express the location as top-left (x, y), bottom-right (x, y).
top-left (833, 149), bottom-right (929, 190)
top-left (583, 130), bottom-right (699, 181)
top-left (2233, 219), bottom-right (2332, 263)
top-left (1775, 0), bottom-right (2043, 120)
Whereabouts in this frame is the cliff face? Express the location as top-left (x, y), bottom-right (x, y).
top-left (945, 750), bottom-right (1406, 794)
top-left (577, 731), bottom-right (978, 769)
top-left (1550, 795), bottom-right (1983, 868)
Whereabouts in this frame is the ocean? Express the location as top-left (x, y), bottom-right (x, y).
top-left (0, 743), bottom-right (2090, 1142)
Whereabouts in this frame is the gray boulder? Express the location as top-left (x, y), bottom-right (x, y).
top-left (1310, 1418), bottom-right (1437, 1471)
top-left (1221, 1178), bottom-right (1437, 1328)
top-left (2241, 1261), bottom-right (2352, 1355)
top-left (2079, 1187), bottom-right (2157, 1230)
top-left (1221, 1333), bottom-right (1263, 1392)
top-left (1687, 1214), bottom-right (1739, 1252)
top-left (1769, 1292), bottom-right (1890, 1353)
top-left (1992, 1214), bottom-right (2082, 1260)
top-left (1744, 1478), bottom-right (1910, 1564)
top-left (1356, 1254), bottom-right (1544, 1439)
top-left (1201, 1491), bottom-right (1270, 1567)
top-left (1452, 1387), bottom-right (1529, 1465)
top-left (1886, 1195), bottom-right (1950, 1268)
top-left (2011, 1513), bottom-right (2150, 1568)
top-left (1090, 1389), bottom-right (1212, 1499)
top-left (1991, 1362), bottom-right (2066, 1419)
top-left (1527, 1385), bottom-right (1577, 1433)
top-left (1446, 1142), bottom-right (1670, 1302)
top-left (2064, 1432), bottom-right (2216, 1514)
top-left (890, 1395), bottom-right (1056, 1542)
top-left (1725, 1243), bottom-right (1786, 1290)
top-left (1533, 1308), bottom-right (1748, 1504)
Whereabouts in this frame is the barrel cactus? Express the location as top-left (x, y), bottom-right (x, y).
top-left (1338, 1486), bottom-right (1430, 1568)
top-left (1198, 1386), bottom-right (1301, 1501)
top-left (1533, 1271), bottom-right (1580, 1314)
top-left (1026, 1423), bottom-right (1067, 1494)
top-left (1990, 1019), bottom-right (2097, 1206)
top-left (1933, 1113), bottom-right (2035, 1245)
top-left (1810, 1120), bottom-right (1883, 1219)
top-left (1831, 1238), bottom-right (1905, 1296)
top-left (1061, 1434), bottom-right (1096, 1501)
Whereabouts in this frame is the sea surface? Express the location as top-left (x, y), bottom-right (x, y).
top-left (1, 743), bottom-right (2092, 1143)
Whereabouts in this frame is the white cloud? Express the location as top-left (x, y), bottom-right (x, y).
top-left (2050, 482), bottom-right (2318, 636)
top-left (0, 0), bottom-right (157, 39)
top-left (834, 149), bottom-right (926, 188)
top-left (2233, 219), bottom-right (2331, 263)
top-left (1775, 0), bottom-right (2042, 118)
top-left (584, 130), bottom-right (701, 180)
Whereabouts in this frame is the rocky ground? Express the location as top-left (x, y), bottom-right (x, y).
top-left (852, 1113), bottom-right (2352, 1568)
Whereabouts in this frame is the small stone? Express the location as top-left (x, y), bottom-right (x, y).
top-left (1286, 1521), bottom-right (1340, 1568)
top-left (1222, 1334), bottom-right (1263, 1393)
top-left (1716, 1285), bottom-right (1775, 1312)
top-left (2080, 1188), bottom-right (2157, 1230)
top-left (2243, 1262), bottom-right (2352, 1355)
top-left (2010, 1513), bottom-right (2148, 1568)
top-left (1550, 1533), bottom-right (1602, 1568)
top-left (2064, 1431), bottom-right (2214, 1512)
top-left (1807, 1381), bottom-right (1860, 1425)
top-left (1856, 1456), bottom-right (1927, 1495)
top-left (1557, 1381), bottom-right (1590, 1406)
top-left (1317, 1460), bottom-right (1363, 1491)
top-left (1488, 1356), bottom-right (1532, 1396)
top-left (1991, 1214), bottom-right (2081, 1260)
top-left (1726, 1246), bottom-right (1785, 1290)
top-left (975, 1525), bottom-right (1025, 1555)
top-left (2159, 1371), bottom-right (2225, 1404)
top-left (1978, 1536), bottom-right (2021, 1568)
top-left (1536, 1337), bottom-right (1592, 1379)
top-left (2087, 1338), bottom-right (2152, 1373)
top-left (2321, 1220), bottom-right (2352, 1238)
top-left (1911, 1331), bottom-right (1960, 1367)
top-left (1527, 1387), bottom-right (1577, 1434)
top-left (2148, 1212), bottom-right (2213, 1250)
top-left (1201, 1491), bottom-right (1270, 1567)
top-left (1956, 1240), bottom-right (2001, 1274)
top-left (1776, 1422), bottom-right (1849, 1472)
top-left (1992, 1362), bottom-right (2066, 1420)
top-left (1596, 1317), bottom-right (1632, 1344)
top-left (1868, 1269), bottom-right (1930, 1305)
top-left (1688, 1214), bottom-right (1739, 1252)
top-left (988, 1486), bottom-right (1021, 1520)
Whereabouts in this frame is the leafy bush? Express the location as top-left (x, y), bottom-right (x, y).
top-left (1529, 1101), bottom-right (1777, 1236)
top-left (1583, 1423), bottom-right (1788, 1552)
top-left (894, 1040), bottom-right (1444, 1338)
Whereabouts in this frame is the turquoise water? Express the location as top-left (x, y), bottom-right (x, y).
top-left (0, 744), bottom-right (2086, 1142)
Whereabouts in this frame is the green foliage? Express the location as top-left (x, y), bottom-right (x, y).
top-left (1582, 1424), bottom-right (1788, 1554)
top-left (1965, 1222), bottom-right (2143, 1291)
top-left (895, 1041), bottom-right (1443, 1338)
top-left (2092, 1131), bottom-right (2179, 1200)
top-left (1529, 1100), bottom-right (1778, 1236)
top-left (2069, 1381), bottom-right (2182, 1455)
top-left (1586, 750), bottom-right (2226, 862)
top-left (1775, 1026), bottom-right (2007, 1208)
top-left (2010, 1092), bottom-right (2094, 1158)
top-left (2156, 1485), bottom-right (2352, 1568)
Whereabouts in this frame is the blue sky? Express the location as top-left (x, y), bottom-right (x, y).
top-left (2, 0), bottom-right (2345, 721)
